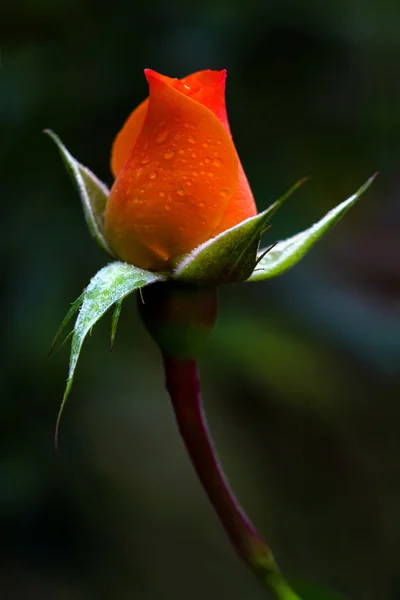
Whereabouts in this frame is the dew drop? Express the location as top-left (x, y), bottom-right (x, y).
top-left (141, 157), bottom-right (150, 165)
top-left (148, 170), bottom-right (157, 180)
top-left (204, 157), bottom-right (211, 165)
top-left (213, 158), bottom-right (222, 167)
top-left (176, 187), bottom-right (185, 196)
top-left (135, 168), bottom-right (143, 178)
top-left (188, 135), bottom-right (196, 144)
top-left (163, 150), bottom-right (175, 160)
top-left (191, 152), bottom-right (197, 158)
top-left (156, 130), bottom-right (169, 144)
top-left (139, 188), bottom-right (145, 194)
top-left (202, 142), bottom-right (209, 148)
top-left (220, 188), bottom-right (229, 197)
top-left (174, 134), bottom-right (181, 141)
top-left (198, 201), bottom-right (204, 207)
top-left (216, 138), bottom-right (222, 145)
top-left (192, 170), bottom-right (199, 176)
top-left (177, 149), bottom-right (185, 156)
top-left (159, 191), bottom-right (165, 198)
top-left (208, 171), bottom-right (215, 178)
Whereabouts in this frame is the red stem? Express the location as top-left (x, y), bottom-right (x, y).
top-left (162, 355), bottom-right (274, 569)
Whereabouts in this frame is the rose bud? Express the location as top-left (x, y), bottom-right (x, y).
top-left (104, 69), bottom-right (257, 271)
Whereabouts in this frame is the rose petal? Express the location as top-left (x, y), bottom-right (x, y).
top-left (111, 69), bottom-right (230, 178)
top-left (105, 70), bottom-right (239, 270)
top-left (213, 162), bottom-right (257, 234)
top-left (111, 98), bottom-right (148, 178)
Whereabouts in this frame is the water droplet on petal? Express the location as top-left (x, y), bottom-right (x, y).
top-left (174, 134), bottom-right (181, 141)
top-left (177, 149), bottom-right (185, 156)
top-left (191, 152), bottom-right (197, 158)
top-left (177, 187), bottom-right (185, 196)
top-left (213, 158), bottom-right (223, 167)
top-left (148, 170), bottom-right (157, 180)
top-left (204, 157), bottom-right (211, 164)
top-left (198, 201), bottom-right (204, 207)
top-left (163, 150), bottom-right (175, 160)
top-left (141, 157), bottom-right (150, 165)
top-left (220, 188), bottom-right (229, 197)
top-left (188, 135), bottom-right (196, 144)
top-left (139, 188), bottom-right (145, 194)
top-left (156, 130), bottom-right (169, 144)
top-left (159, 191), bottom-right (165, 198)
top-left (217, 139), bottom-right (222, 145)
top-left (202, 142), bottom-right (209, 148)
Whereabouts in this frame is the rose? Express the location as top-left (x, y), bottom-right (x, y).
top-left (104, 69), bottom-right (257, 271)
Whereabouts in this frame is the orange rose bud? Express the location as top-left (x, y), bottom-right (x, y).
top-left (104, 69), bottom-right (257, 271)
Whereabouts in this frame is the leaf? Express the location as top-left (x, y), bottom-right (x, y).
top-left (248, 174), bottom-right (377, 282)
top-left (55, 261), bottom-right (165, 446)
top-left (44, 129), bottom-right (114, 256)
top-left (174, 178), bottom-right (307, 285)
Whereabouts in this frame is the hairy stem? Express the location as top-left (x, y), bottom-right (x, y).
top-left (163, 355), bottom-right (302, 600)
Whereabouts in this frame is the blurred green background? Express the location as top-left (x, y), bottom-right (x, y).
top-left (3, 1), bottom-right (400, 599)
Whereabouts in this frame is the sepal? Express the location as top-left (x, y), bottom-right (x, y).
top-left (291, 580), bottom-right (346, 599)
top-left (45, 129), bottom-right (114, 256)
top-left (248, 174), bottom-right (377, 282)
top-left (173, 179), bottom-right (307, 285)
top-left (54, 261), bottom-right (165, 445)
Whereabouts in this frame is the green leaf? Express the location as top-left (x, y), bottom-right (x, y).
top-left (173, 178), bottom-right (307, 285)
top-left (248, 174), bottom-right (377, 282)
top-left (44, 129), bottom-right (114, 256)
top-left (55, 261), bottom-right (165, 446)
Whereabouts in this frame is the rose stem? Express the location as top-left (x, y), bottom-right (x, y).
top-left (163, 355), bottom-right (302, 600)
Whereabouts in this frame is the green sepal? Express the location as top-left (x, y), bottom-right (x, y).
top-left (55, 261), bottom-right (165, 446)
top-left (44, 129), bottom-right (114, 256)
top-left (248, 174), bottom-right (377, 282)
top-left (173, 178), bottom-right (307, 285)
top-left (49, 293), bottom-right (84, 354)
top-left (291, 580), bottom-right (346, 599)
top-left (110, 299), bottom-right (123, 351)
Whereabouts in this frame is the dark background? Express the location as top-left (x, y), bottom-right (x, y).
top-left (3, 1), bottom-right (400, 599)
